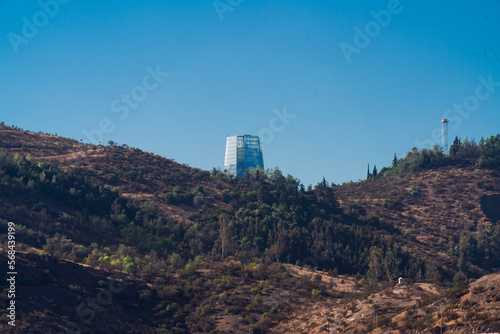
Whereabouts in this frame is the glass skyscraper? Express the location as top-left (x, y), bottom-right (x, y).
top-left (224, 135), bottom-right (264, 178)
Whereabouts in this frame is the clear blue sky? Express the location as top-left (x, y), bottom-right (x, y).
top-left (1, 0), bottom-right (500, 186)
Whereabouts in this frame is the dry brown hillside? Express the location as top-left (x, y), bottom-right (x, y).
top-left (335, 166), bottom-right (500, 275)
top-left (1, 123), bottom-right (500, 333)
top-left (270, 267), bottom-right (500, 333)
top-left (0, 124), bottom-right (227, 223)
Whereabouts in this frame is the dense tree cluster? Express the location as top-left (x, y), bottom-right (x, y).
top-left (198, 169), bottom-right (424, 281)
top-left (380, 134), bottom-right (500, 175)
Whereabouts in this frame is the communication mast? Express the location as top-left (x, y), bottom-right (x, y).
top-left (441, 118), bottom-right (449, 154)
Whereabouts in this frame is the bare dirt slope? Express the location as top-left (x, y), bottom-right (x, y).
top-left (271, 266), bottom-right (500, 333)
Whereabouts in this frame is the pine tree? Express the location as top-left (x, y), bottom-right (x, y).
top-left (450, 136), bottom-right (461, 156)
top-left (321, 177), bottom-right (328, 188)
top-left (393, 153), bottom-right (397, 167)
top-left (373, 165), bottom-right (378, 178)
top-left (479, 137), bottom-right (485, 148)
top-left (367, 164), bottom-right (371, 180)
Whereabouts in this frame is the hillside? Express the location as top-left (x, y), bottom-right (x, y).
top-left (336, 165), bottom-right (500, 278)
top-left (0, 123), bottom-right (500, 333)
top-left (0, 123), bottom-right (216, 223)
top-left (271, 268), bottom-right (500, 333)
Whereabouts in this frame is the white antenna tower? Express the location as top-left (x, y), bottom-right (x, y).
top-left (441, 118), bottom-right (449, 154)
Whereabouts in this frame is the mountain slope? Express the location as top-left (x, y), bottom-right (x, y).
top-left (336, 165), bottom-right (500, 278)
top-left (1, 123), bottom-right (499, 333)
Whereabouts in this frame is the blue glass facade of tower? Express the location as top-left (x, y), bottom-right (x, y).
top-left (224, 135), bottom-right (264, 178)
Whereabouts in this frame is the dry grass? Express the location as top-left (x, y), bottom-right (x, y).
top-left (336, 166), bottom-right (500, 270)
